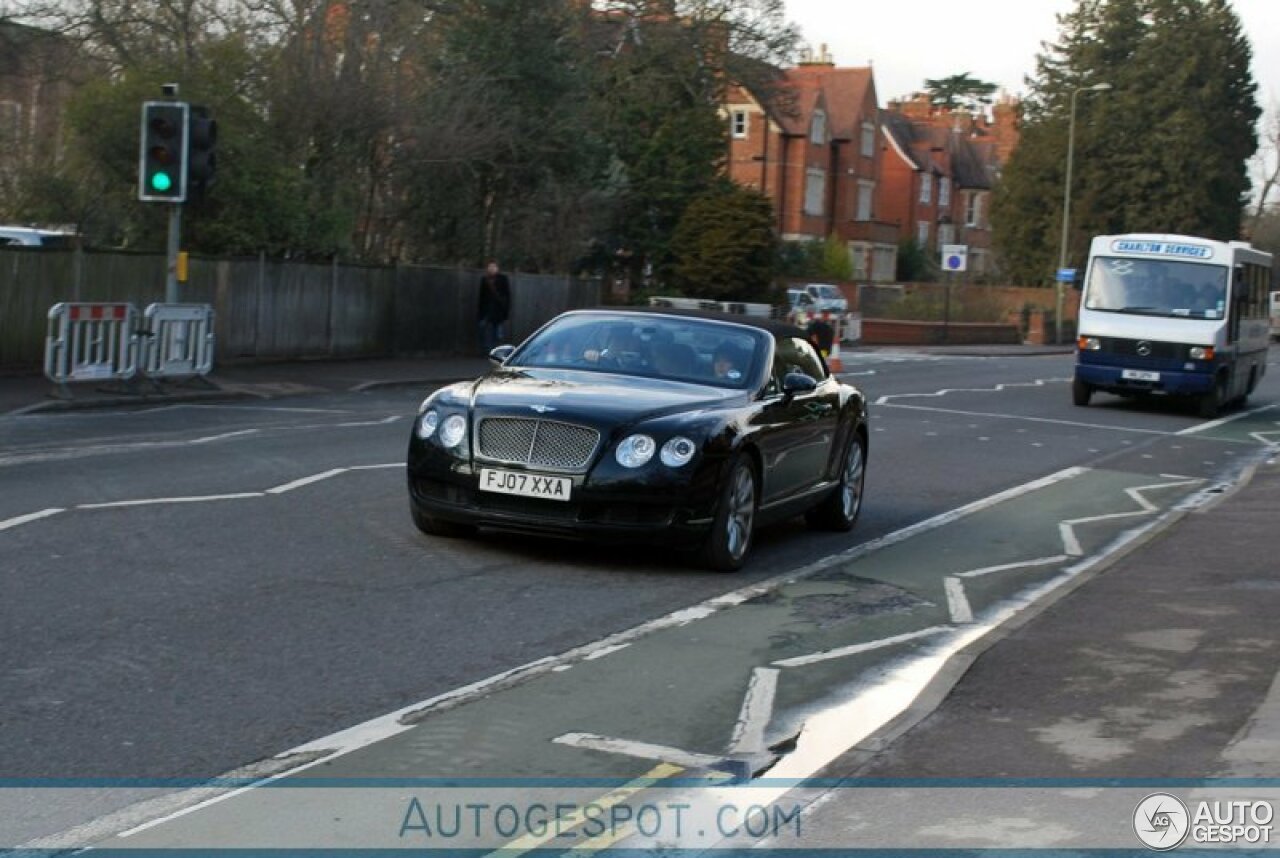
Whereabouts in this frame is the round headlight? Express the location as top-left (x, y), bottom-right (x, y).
top-left (660, 436), bottom-right (697, 468)
top-left (417, 410), bottom-right (440, 439)
top-left (439, 414), bottom-right (468, 448)
top-left (615, 434), bottom-right (656, 468)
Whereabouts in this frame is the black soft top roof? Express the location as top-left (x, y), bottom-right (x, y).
top-left (571, 306), bottom-right (808, 341)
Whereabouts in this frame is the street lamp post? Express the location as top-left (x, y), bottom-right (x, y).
top-left (1056, 82), bottom-right (1112, 345)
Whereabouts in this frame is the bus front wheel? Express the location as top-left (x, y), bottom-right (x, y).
top-left (1072, 378), bottom-right (1093, 407)
top-left (1197, 375), bottom-right (1227, 419)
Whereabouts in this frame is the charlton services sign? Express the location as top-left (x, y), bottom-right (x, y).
top-left (1111, 239), bottom-right (1214, 260)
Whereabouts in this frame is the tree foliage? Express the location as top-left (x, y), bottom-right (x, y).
top-left (923, 72), bottom-right (997, 112)
top-left (992, 0), bottom-right (1260, 284)
top-left (3, 0), bottom-right (796, 276)
top-left (670, 183), bottom-right (777, 301)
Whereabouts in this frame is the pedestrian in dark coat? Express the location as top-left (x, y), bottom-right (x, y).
top-left (477, 260), bottom-right (511, 353)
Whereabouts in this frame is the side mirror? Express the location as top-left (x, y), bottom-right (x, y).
top-left (782, 371), bottom-right (819, 396)
top-left (489, 344), bottom-right (515, 365)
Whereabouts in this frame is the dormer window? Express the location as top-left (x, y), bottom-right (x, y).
top-left (811, 109), bottom-right (827, 144)
top-left (861, 122), bottom-right (875, 157)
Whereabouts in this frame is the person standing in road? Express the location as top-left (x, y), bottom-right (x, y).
top-left (477, 260), bottom-right (511, 354)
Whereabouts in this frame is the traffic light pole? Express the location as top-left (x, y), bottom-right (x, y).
top-left (166, 203), bottom-right (182, 304)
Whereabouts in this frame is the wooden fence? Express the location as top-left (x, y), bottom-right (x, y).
top-left (0, 247), bottom-right (600, 369)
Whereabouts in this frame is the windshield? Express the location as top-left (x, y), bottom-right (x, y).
top-left (813, 286), bottom-right (841, 299)
top-left (1084, 257), bottom-right (1228, 319)
top-left (510, 314), bottom-right (767, 390)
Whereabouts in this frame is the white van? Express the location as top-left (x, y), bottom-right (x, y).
top-left (1074, 233), bottom-right (1272, 417)
top-left (796, 283), bottom-right (848, 313)
top-left (0, 226), bottom-right (77, 248)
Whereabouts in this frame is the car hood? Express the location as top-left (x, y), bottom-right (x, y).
top-left (468, 367), bottom-right (742, 426)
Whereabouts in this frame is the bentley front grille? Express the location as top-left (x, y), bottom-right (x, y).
top-left (478, 418), bottom-right (600, 472)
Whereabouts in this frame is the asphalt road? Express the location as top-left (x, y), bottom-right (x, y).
top-left (3, 347), bottom-right (1278, 796)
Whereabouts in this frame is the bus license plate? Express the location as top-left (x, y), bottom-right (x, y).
top-left (479, 468), bottom-right (572, 502)
top-left (1122, 369), bottom-right (1160, 382)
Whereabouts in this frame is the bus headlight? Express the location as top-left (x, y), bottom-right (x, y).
top-left (1078, 336), bottom-right (1102, 351)
top-left (1189, 346), bottom-right (1214, 361)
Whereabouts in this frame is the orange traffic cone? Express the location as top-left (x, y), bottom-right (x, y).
top-left (826, 339), bottom-right (843, 373)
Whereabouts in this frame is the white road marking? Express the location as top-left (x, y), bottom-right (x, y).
top-left (878, 402), bottom-right (1174, 435)
top-left (0, 464), bottom-right (403, 532)
top-left (1059, 478), bottom-right (1202, 556)
top-left (189, 429), bottom-right (260, 444)
top-left (772, 626), bottom-right (951, 668)
top-left (0, 507), bottom-right (64, 532)
top-left (335, 415), bottom-right (404, 428)
top-left (955, 555), bottom-right (1071, 580)
top-left (728, 668), bottom-right (779, 755)
top-left (77, 493), bottom-right (265, 510)
top-left (944, 576), bottom-right (973, 624)
top-left (552, 733), bottom-right (725, 769)
top-left (582, 643), bottom-right (631, 662)
top-left (1178, 403), bottom-right (1279, 436)
top-left (265, 469), bottom-right (349, 495)
top-left (946, 556), bottom-right (1070, 624)
top-left (875, 377), bottom-right (1071, 406)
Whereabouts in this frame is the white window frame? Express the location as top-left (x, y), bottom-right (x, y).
top-left (938, 177), bottom-right (951, 207)
top-left (861, 121), bottom-right (875, 157)
top-left (917, 221), bottom-right (930, 247)
top-left (856, 180), bottom-right (874, 222)
top-left (811, 110), bottom-right (827, 145)
top-left (804, 169), bottom-right (826, 216)
top-left (919, 174), bottom-right (933, 204)
top-left (966, 192), bottom-right (983, 227)
top-left (731, 110), bottom-right (748, 140)
top-left (938, 223), bottom-right (956, 247)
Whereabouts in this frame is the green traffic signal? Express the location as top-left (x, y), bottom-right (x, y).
top-left (150, 171), bottom-right (172, 192)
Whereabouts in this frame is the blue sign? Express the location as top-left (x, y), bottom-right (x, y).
top-left (1056, 268), bottom-right (1077, 283)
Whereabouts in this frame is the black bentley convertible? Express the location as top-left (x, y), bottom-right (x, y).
top-left (406, 308), bottom-right (869, 570)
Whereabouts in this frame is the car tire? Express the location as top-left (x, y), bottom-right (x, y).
top-left (806, 430), bottom-right (866, 532)
top-left (1072, 378), bottom-right (1093, 407)
top-left (411, 505), bottom-right (476, 539)
top-left (701, 455), bottom-right (757, 572)
top-left (1197, 374), bottom-right (1227, 419)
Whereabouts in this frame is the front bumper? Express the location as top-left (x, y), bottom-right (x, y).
top-left (1075, 353), bottom-right (1216, 396)
top-left (407, 449), bottom-right (722, 544)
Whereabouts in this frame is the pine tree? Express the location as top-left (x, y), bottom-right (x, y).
top-left (992, 0), bottom-right (1259, 285)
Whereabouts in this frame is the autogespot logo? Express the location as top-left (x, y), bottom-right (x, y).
top-left (1134, 793), bottom-right (1191, 851)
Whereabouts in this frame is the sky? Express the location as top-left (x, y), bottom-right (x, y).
top-left (782, 0), bottom-right (1280, 111)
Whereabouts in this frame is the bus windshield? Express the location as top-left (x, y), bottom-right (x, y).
top-left (1084, 257), bottom-right (1228, 319)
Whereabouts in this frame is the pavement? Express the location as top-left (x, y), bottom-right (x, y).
top-left (0, 355), bottom-right (496, 416)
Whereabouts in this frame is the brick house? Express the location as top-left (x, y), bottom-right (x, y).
top-left (724, 49), bottom-right (899, 283)
top-left (877, 93), bottom-right (1020, 276)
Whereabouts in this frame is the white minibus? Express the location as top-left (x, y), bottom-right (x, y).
top-left (1074, 233), bottom-right (1272, 417)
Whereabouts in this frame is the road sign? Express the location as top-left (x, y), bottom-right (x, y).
top-left (1056, 268), bottom-right (1077, 283)
top-left (941, 244), bottom-right (968, 273)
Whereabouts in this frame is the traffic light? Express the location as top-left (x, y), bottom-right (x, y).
top-left (138, 101), bottom-right (189, 202)
top-left (187, 106), bottom-right (217, 199)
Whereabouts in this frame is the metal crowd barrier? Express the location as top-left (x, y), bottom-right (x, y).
top-left (141, 303), bottom-right (216, 379)
top-left (45, 302), bottom-right (140, 384)
top-left (44, 302), bottom-right (216, 389)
